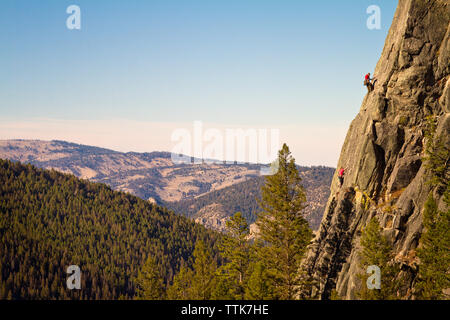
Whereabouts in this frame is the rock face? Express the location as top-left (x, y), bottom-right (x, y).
top-left (193, 203), bottom-right (230, 232)
top-left (305, 0), bottom-right (450, 300)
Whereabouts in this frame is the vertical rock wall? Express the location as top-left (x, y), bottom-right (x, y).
top-left (304, 0), bottom-right (450, 300)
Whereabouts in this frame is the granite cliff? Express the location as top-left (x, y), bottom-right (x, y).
top-left (305, 0), bottom-right (450, 299)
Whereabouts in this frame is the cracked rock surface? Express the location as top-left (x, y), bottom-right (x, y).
top-left (304, 0), bottom-right (450, 300)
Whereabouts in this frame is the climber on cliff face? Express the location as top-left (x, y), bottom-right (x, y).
top-left (338, 167), bottom-right (345, 187)
top-left (364, 73), bottom-right (375, 92)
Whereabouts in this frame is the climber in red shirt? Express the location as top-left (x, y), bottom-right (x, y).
top-left (338, 167), bottom-right (345, 187)
top-left (364, 73), bottom-right (375, 92)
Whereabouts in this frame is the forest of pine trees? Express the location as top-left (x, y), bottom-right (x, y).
top-left (159, 144), bottom-right (314, 300)
top-left (1, 134), bottom-right (448, 300)
top-left (1, 144), bottom-right (315, 301)
top-left (0, 159), bottom-right (219, 299)
top-left (158, 134), bottom-right (448, 300)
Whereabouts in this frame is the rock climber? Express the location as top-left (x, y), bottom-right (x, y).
top-left (364, 73), bottom-right (375, 92)
top-left (338, 167), bottom-right (345, 187)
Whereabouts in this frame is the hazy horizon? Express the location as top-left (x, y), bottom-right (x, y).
top-left (1, 0), bottom-right (397, 167)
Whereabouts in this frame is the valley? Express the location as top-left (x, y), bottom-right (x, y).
top-left (0, 139), bottom-right (334, 231)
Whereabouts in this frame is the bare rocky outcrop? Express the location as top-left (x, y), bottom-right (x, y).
top-left (193, 203), bottom-right (230, 232)
top-left (304, 0), bottom-right (449, 300)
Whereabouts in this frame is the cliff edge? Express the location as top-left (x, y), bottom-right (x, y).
top-left (305, 0), bottom-right (450, 299)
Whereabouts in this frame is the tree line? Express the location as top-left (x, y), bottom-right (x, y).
top-left (137, 144), bottom-right (315, 300)
top-left (1, 130), bottom-right (447, 300)
top-left (140, 126), bottom-right (449, 300)
top-left (0, 159), bottom-right (219, 299)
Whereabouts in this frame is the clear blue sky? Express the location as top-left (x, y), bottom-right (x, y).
top-left (0, 1), bottom-right (397, 165)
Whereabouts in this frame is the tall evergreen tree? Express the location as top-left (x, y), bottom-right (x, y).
top-left (216, 212), bottom-right (250, 299)
top-left (423, 116), bottom-right (449, 189)
top-left (190, 240), bottom-right (217, 300)
top-left (357, 217), bottom-right (399, 300)
top-left (416, 191), bottom-right (450, 299)
top-left (415, 115), bottom-right (450, 299)
top-left (135, 256), bottom-right (165, 300)
top-left (255, 143), bottom-right (313, 300)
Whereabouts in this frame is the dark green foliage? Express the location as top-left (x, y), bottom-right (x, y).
top-left (416, 192), bottom-right (450, 299)
top-left (167, 240), bottom-right (218, 300)
top-left (166, 265), bottom-right (193, 300)
top-left (255, 144), bottom-right (313, 300)
top-left (216, 212), bottom-right (251, 299)
top-left (0, 159), bottom-right (218, 300)
top-left (189, 240), bottom-right (217, 300)
top-left (164, 144), bottom-right (315, 301)
top-left (357, 217), bottom-right (400, 300)
top-left (211, 275), bottom-right (235, 300)
top-left (135, 256), bottom-right (165, 300)
top-left (415, 116), bottom-right (450, 300)
top-left (423, 116), bottom-right (450, 189)
top-left (245, 261), bottom-right (272, 300)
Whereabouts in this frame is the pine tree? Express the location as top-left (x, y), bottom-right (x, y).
top-left (217, 212), bottom-right (250, 299)
top-left (423, 116), bottom-right (450, 189)
top-left (190, 240), bottom-right (217, 300)
top-left (135, 256), bottom-right (165, 300)
top-left (167, 265), bottom-right (193, 300)
top-left (255, 143), bottom-right (313, 300)
top-left (245, 261), bottom-right (272, 300)
top-left (211, 275), bottom-right (234, 300)
top-left (357, 217), bottom-right (399, 300)
top-left (416, 191), bottom-right (450, 299)
top-left (415, 115), bottom-right (450, 299)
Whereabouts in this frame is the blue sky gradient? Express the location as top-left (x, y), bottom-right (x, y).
top-left (0, 1), bottom-right (398, 165)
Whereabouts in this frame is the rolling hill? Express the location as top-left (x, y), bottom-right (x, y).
top-left (0, 159), bottom-right (219, 299)
top-left (0, 139), bottom-right (334, 230)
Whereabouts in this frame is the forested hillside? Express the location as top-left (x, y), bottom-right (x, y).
top-left (0, 159), bottom-right (219, 300)
top-left (164, 166), bottom-right (334, 230)
top-left (139, 144), bottom-right (315, 300)
top-left (0, 140), bottom-right (334, 231)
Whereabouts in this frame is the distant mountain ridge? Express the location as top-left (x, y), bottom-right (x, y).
top-left (164, 166), bottom-right (333, 231)
top-left (0, 139), bottom-right (261, 202)
top-left (0, 139), bottom-right (334, 230)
